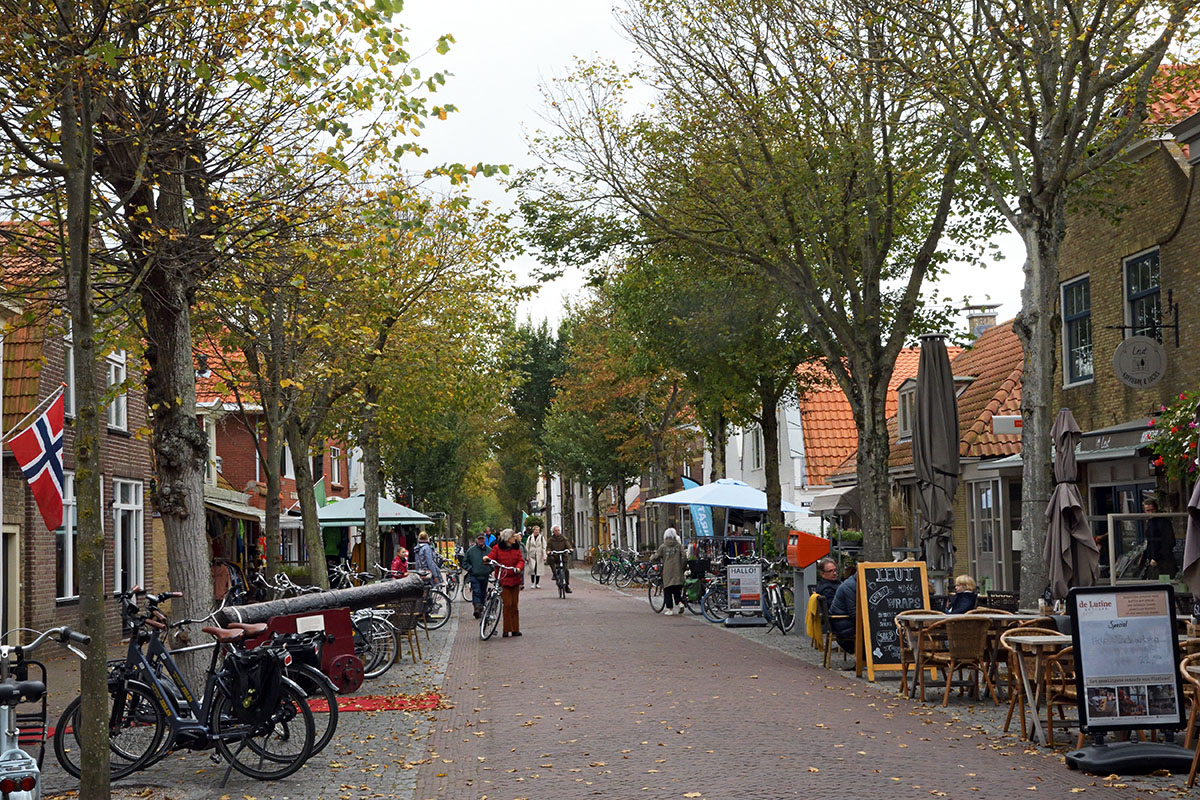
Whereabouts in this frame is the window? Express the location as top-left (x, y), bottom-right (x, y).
top-left (750, 427), bottom-right (763, 470)
top-left (106, 351), bottom-right (128, 431)
top-left (203, 416), bottom-right (218, 486)
top-left (62, 321), bottom-right (75, 418)
top-left (1125, 249), bottom-right (1162, 341)
top-left (969, 480), bottom-right (998, 554)
top-left (329, 447), bottom-right (341, 486)
top-left (897, 386), bottom-right (915, 439)
top-left (681, 460), bottom-right (691, 479)
top-left (113, 479), bottom-right (143, 594)
top-left (1062, 276), bottom-right (1093, 384)
top-left (280, 442), bottom-right (294, 479)
top-left (56, 472), bottom-right (78, 600)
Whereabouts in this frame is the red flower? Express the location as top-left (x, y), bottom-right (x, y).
top-left (1154, 456), bottom-right (1164, 467)
top-left (1149, 418), bottom-right (1156, 427)
top-left (1171, 426), bottom-right (1179, 434)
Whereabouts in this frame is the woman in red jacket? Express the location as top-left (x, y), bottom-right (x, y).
top-left (485, 528), bottom-right (526, 637)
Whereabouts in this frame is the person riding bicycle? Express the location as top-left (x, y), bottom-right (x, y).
top-left (414, 531), bottom-right (443, 586)
top-left (464, 532), bottom-right (493, 618)
top-left (484, 529), bottom-right (526, 637)
top-left (546, 525), bottom-right (573, 593)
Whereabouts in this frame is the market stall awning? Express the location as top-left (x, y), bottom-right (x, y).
top-left (317, 493), bottom-right (433, 527)
top-left (808, 485), bottom-right (860, 515)
top-left (647, 479), bottom-right (805, 512)
top-left (203, 486), bottom-right (265, 524)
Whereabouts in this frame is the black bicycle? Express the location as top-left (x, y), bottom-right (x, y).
top-left (548, 548), bottom-right (572, 599)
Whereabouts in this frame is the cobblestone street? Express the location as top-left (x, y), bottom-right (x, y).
top-left (410, 577), bottom-right (1175, 800)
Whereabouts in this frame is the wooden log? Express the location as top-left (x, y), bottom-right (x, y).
top-left (216, 575), bottom-right (424, 626)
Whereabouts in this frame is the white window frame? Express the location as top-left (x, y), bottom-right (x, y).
top-left (750, 426), bottom-right (763, 470)
top-left (203, 416), bottom-right (218, 486)
top-left (968, 479), bottom-right (999, 555)
top-left (329, 446), bottom-right (341, 486)
top-left (1060, 274), bottom-right (1094, 387)
top-left (62, 320), bottom-right (76, 418)
top-left (106, 350), bottom-right (128, 431)
top-left (280, 441), bottom-right (294, 480)
top-left (1123, 247), bottom-right (1162, 341)
top-left (56, 472), bottom-right (78, 600)
top-left (112, 479), bottom-right (144, 595)
top-left (897, 387), bottom-right (915, 440)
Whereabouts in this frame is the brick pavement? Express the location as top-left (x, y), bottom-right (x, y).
top-left (412, 578), bottom-right (1171, 800)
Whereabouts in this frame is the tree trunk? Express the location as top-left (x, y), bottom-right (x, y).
top-left (140, 274), bottom-right (214, 686)
top-left (61, 69), bottom-right (110, 799)
top-left (850, 382), bottom-right (892, 563)
top-left (286, 419), bottom-right (330, 588)
top-left (261, 290), bottom-right (285, 578)
top-left (563, 476), bottom-right (575, 540)
top-left (543, 469), bottom-right (553, 528)
top-left (359, 388), bottom-right (381, 572)
top-left (708, 408), bottom-right (727, 482)
top-left (615, 477), bottom-right (628, 549)
top-left (758, 382), bottom-right (785, 538)
top-left (592, 486), bottom-right (602, 553)
top-left (1013, 216), bottom-right (1062, 607)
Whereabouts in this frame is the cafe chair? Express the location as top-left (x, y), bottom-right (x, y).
top-left (817, 594), bottom-right (852, 669)
top-left (927, 616), bottom-right (997, 707)
top-left (1181, 654), bottom-right (1200, 753)
top-left (895, 609), bottom-right (943, 699)
top-left (1042, 645), bottom-right (1081, 747)
top-left (393, 594), bottom-right (424, 663)
top-left (999, 627), bottom-right (1061, 739)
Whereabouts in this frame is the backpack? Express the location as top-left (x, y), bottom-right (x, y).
top-left (224, 647), bottom-right (286, 726)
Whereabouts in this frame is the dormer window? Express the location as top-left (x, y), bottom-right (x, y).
top-left (897, 380), bottom-right (916, 440)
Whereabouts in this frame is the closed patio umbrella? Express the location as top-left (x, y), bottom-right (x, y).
top-left (1044, 408), bottom-right (1100, 600)
top-left (1181, 401), bottom-right (1200, 601)
top-left (914, 335), bottom-right (959, 574)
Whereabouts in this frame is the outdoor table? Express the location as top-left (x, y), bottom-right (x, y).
top-left (1008, 632), bottom-right (1071, 745)
top-left (897, 612), bottom-right (1043, 700)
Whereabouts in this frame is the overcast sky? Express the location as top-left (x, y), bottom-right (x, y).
top-left (399, 0), bottom-right (1026, 335)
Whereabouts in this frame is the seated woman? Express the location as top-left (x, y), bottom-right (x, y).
top-left (947, 574), bottom-right (978, 614)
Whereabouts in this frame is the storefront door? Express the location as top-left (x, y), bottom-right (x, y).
top-left (1089, 481), bottom-right (1155, 578)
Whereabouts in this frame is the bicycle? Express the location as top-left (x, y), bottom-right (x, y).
top-left (414, 573), bottom-right (452, 631)
top-left (0, 625), bottom-right (89, 796)
top-left (762, 559), bottom-right (796, 634)
top-left (547, 548), bottom-right (573, 598)
top-left (55, 587), bottom-right (315, 783)
top-left (479, 564), bottom-right (521, 640)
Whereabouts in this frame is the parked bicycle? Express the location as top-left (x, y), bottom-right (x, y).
top-left (0, 625), bottom-right (89, 797)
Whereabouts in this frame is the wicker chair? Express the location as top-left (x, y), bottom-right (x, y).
top-left (1043, 645), bottom-right (1080, 747)
top-left (1181, 654), bottom-right (1200, 752)
top-left (927, 616), bottom-right (997, 707)
top-left (895, 609), bottom-right (943, 699)
top-left (391, 595), bottom-right (424, 663)
top-left (999, 626), bottom-right (1061, 738)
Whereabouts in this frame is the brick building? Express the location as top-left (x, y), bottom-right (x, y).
top-left (1052, 112), bottom-right (1200, 579)
top-left (1, 291), bottom-right (157, 642)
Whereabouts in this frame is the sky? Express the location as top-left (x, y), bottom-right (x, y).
top-left (398, 0), bottom-right (1027, 335)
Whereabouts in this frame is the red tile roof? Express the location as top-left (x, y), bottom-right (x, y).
top-left (830, 321), bottom-right (1023, 477)
top-left (1148, 64), bottom-right (1200, 127)
top-left (800, 345), bottom-right (962, 486)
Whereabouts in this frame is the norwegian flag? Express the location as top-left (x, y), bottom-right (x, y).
top-left (8, 389), bottom-right (65, 531)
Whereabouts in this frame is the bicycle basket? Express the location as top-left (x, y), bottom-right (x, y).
top-left (224, 648), bottom-right (286, 726)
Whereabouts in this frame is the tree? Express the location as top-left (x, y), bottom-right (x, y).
top-left (505, 319), bottom-right (567, 523)
top-left (894, 0), bottom-right (1197, 603)
top-left (530, 0), bottom-right (986, 558)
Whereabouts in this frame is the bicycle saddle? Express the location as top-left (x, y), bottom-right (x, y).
top-left (0, 679), bottom-right (45, 705)
top-left (226, 622), bottom-right (269, 637)
top-left (201, 625), bottom-right (248, 643)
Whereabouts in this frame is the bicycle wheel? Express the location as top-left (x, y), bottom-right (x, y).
top-left (211, 682), bottom-right (314, 781)
top-left (460, 572), bottom-right (473, 602)
top-left (359, 616), bottom-right (400, 679)
top-left (615, 563), bottom-right (635, 589)
top-left (480, 594), bottom-right (501, 640)
top-left (701, 586), bottom-right (728, 623)
top-left (54, 679), bottom-right (165, 780)
top-left (778, 585), bottom-right (796, 632)
top-left (289, 663), bottom-right (339, 756)
top-left (353, 615), bottom-right (388, 676)
top-left (556, 566), bottom-right (567, 599)
top-left (682, 583), bottom-right (703, 615)
top-left (648, 578), bottom-right (665, 613)
top-left (590, 561), bottom-right (604, 582)
top-left (418, 589), bottom-right (452, 631)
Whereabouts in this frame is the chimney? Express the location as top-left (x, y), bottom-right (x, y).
top-left (964, 304), bottom-right (1000, 341)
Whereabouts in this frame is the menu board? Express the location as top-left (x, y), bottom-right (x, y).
top-left (1070, 585), bottom-right (1184, 732)
top-left (856, 561), bottom-right (930, 680)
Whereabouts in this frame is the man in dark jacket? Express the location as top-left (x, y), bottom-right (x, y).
top-left (464, 532), bottom-right (493, 617)
top-left (546, 526), bottom-right (574, 593)
top-left (815, 559), bottom-right (841, 607)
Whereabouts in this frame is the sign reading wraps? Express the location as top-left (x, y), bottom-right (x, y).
top-left (1069, 585), bottom-right (1184, 733)
top-left (1113, 335), bottom-right (1167, 389)
top-left (856, 561), bottom-right (929, 681)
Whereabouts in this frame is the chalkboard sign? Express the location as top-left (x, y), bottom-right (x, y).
top-left (856, 561), bottom-right (930, 681)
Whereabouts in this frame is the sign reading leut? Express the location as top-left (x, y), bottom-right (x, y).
top-left (1112, 335), bottom-right (1166, 389)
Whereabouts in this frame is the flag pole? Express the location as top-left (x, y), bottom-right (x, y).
top-left (0, 383), bottom-right (65, 445)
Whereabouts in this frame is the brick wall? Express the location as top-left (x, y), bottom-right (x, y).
top-left (1055, 142), bottom-right (1199, 429)
top-left (6, 333), bottom-right (155, 642)
top-left (214, 412), bottom-right (352, 508)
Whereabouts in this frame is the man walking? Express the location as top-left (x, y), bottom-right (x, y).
top-left (464, 532), bottom-right (493, 617)
top-left (546, 525), bottom-right (574, 593)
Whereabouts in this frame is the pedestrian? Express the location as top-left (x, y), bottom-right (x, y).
top-left (484, 526), bottom-right (496, 549)
top-left (485, 529), bottom-right (525, 637)
top-left (947, 574), bottom-right (978, 614)
top-left (464, 532), bottom-right (492, 618)
top-left (546, 525), bottom-right (574, 593)
top-left (1142, 498), bottom-right (1177, 578)
top-left (653, 528), bottom-right (687, 615)
top-left (414, 531), bottom-right (443, 586)
top-left (390, 545), bottom-right (409, 578)
top-left (526, 525), bottom-right (547, 588)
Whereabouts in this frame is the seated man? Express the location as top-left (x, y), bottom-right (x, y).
top-left (829, 570), bottom-right (858, 665)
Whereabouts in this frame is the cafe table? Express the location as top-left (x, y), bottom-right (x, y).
top-left (1006, 632), bottom-right (1072, 745)
top-left (895, 612), bottom-right (1044, 700)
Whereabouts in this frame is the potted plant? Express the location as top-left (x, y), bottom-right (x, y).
top-left (889, 491), bottom-right (910, 549)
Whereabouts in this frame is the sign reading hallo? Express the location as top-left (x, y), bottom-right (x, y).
top-left (1112, 335), bottom-right (1166, 389)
